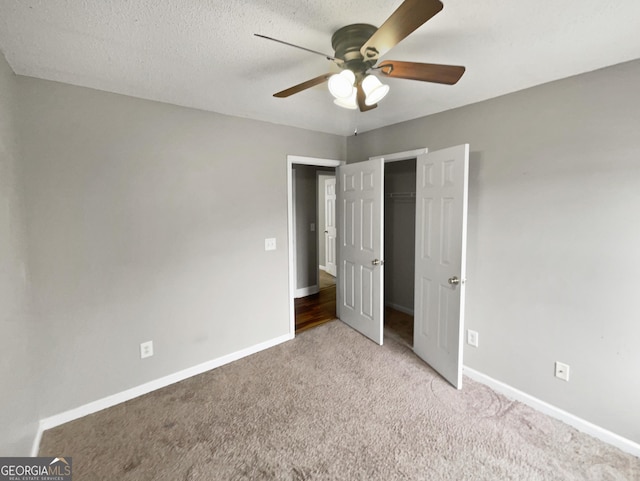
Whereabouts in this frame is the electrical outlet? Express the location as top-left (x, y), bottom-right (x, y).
top-left (310, 223), bottom-right (315, 232)
top-left (265, 238), bottom-right (276, 251)
top-left (555, 361), bottom-right (570, 381)
top-left (467, 329), bottom-right (479, 347)
top-left (140, 341), bottom-right (153, 359)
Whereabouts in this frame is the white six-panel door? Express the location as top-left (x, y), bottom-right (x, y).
top-left (337, 159), bottom-right (384, 345)
top-left (413, 144), bottom-right (469, 389)
top-left (324, 177), bottom-right (337, 277)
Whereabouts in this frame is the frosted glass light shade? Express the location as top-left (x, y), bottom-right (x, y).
top-left (333, 87), bottom-right (358, 109)
top-left (328, 70), bottom-right (356, 99)
top-left (362, 74), bottom-right (390, 105)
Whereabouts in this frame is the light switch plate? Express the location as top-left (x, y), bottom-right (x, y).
top-left (265, 238), bottom-right (277, 251)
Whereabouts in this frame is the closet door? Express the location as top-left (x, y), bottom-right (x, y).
top-left (337, 159), bottom-right (384, 345)
top-left (413, 145), bottom-right (469, 388)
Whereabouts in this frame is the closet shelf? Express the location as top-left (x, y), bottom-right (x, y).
top-left (386, 192), bottom-right (416, 199)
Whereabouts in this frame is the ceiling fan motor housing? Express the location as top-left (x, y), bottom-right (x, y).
top-left (331, 24), bottom-right (378, 76)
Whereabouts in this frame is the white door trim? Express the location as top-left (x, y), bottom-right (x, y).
top-left (287, 155), bottom-right (344, 337)
top-left (369, 148), bottom-right (428, 163)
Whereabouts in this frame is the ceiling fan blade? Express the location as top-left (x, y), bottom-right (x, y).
top-left (255, 34), bottom-right (342, 64)
top-left (378, 60), bottom-right (465, 85)
top-left (356, 83), bottom-right (377, 112)
top-left (360, 0), bottom-right (443, 61)
top-left (274, 74), bottom-right (333, 98)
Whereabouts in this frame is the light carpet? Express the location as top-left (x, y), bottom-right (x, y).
top-left (39, 321), bottom-right (639, 480)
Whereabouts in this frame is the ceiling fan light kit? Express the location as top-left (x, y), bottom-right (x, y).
top-left (257, 0), bottom-right (465, 113)
top-left (328, 69), bottom-right (389, 109)
top-left (361, 75), bottom-right (390, 106)
top-left (333, 89), bottom-right (359, 110)
top-left (328, 70), bottom-right (356, 99)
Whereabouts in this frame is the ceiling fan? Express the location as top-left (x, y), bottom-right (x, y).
top-left (255, 0), bottom-right (465, 112)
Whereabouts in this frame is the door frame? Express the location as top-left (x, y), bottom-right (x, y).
top-left (369, 148), bottom-right (428, 163)
top-left (287, 155), bottom-right (345, 337)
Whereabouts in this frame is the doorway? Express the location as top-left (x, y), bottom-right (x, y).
top-left (383, 159), bottom-right (416, 348)
top-left (287, 156), bottom-right (344, 337)
top-left (292, 165), bottom-right (336, 332)
top-left (295, 172), bottom-right (338, 332)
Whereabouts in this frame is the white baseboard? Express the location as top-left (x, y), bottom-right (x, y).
top-left (295, 285), bottom-right (319, 298)
top-left (385, 302), bottom-right (414, 316)
top-left (463, 366), bottom-right (640, 458)
top-left (31, 332), bottom-right (293, 455)
top-left (30, 425), bottom-right (44, 457)
top-left (319, 265), bottom-right (326, 271)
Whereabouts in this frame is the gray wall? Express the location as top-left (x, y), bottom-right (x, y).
top-left (293, 165), bottom-right (319, 291)
top-left (16, 76), bottom-right (345, 420)
top-left (348, 59), bottom-right (640, 443)
top-left (384, 160), bottom-right (416, 313)
top-left (0, 52), bottom-right (39, 454)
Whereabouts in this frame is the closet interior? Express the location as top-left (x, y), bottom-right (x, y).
top-left (384, 159), bottom-right (417, 347)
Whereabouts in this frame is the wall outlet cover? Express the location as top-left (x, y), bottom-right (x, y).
top-left (140, 341), bottom-right (154, 359)
top-left (467, 329), bottom-right (479, 347)
top-left (555, 361), bottom-right (570, 381)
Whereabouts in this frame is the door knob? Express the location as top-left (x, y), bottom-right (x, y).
top-left (448, 276), bottom-right (460, 285)
top-left (324, 230), bottom-right (328, 234)
top-left (372, 259), bottom-right (385, 266)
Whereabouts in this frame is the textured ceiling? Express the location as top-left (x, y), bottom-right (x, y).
top-left (1, 0), bottom-right (639, 136)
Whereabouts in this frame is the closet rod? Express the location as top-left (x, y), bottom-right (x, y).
top-left (386, 192), bottom-right (416, 199)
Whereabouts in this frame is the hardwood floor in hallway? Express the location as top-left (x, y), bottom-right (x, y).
top-left (295, 270), bottom-right (414, 346)
top-left (294, 283), bottom-right (336, 333)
